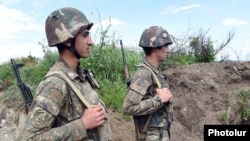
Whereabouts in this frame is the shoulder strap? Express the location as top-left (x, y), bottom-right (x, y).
top-left (45, 71), bottom-right (91, 108)
top-left (139, 64), bottom-right (161, 88)
top-left (138, 64), bottom-right (163, 132)
top-left (139, 64), bottom-right (173, 135)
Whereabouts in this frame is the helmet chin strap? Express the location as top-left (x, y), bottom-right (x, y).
top-left (70, 38), bottom-right (81, 59)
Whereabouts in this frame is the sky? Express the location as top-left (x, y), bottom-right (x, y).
top-left (0, 0), bottom-right (249, 64)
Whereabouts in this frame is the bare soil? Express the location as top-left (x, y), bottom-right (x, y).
top-left (1, 61), bottom-right (250, 141)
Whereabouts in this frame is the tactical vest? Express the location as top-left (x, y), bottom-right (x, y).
top-left (133, 64), bottom-right (173, 141)
top-left (45, 71), bottom-right (112, 141)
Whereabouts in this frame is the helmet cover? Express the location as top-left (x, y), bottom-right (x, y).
top-left (45, 7), bottom-right (93, 47)
top-left (139, 26), bottom-right (173, 48)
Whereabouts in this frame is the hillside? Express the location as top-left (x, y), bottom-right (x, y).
top-left (165, 61), bottom-right (250, 141)
top-left (0, 61), bottom-right (250, 141)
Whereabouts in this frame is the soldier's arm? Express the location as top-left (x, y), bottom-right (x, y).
top-left (22, 77), bottom-right (88, 141)
top-left (123, 69), bottom-right (163, 116)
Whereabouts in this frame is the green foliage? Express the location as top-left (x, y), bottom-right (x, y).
top-left (32, 53), bottom-right (58, 84)
top-left (0, 43), bottom-right (141, 113)
top-left (167, 28), bottom-right (234, 66)
top-left (170, 52), bottom-right (196, 65)
top-left (0, 62), bottom-right (13, 87)
top-left (97, 79), bottom-right (127, 113)
top-left (82, 45), bottom-right (141, 81)
top-left (0, 27), bottom-right (235, 115)
top-left (81, 43), bottom-right (142, 112)
top-left (236, 90), bottom-right (250, 121)
top-left (14, 44), bottom-right (58, 87)
top-left (189, 36), bottom-right (215, 63)
top-left (220, 110), bottom-right (230, 122)
top-left (219, 90), bottom-right (250, 124)
top-left (0, 56), bottom-right (39, 87)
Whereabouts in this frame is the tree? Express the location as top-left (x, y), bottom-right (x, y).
top-left (189, 29), bottom-right (235, 63)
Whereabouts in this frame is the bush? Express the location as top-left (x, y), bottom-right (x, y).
top-left (81, 44), bottom-right (142, 112)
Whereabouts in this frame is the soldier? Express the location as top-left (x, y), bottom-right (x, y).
top-left (22, 7), bottom-right (112, 141)
top-left (123, 26), bottom-right (173, 141)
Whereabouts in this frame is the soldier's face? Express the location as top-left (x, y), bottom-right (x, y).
top-left (156, 45), bottom-right (170, 62)
top-left (75, 29), bottom-right (93, 58)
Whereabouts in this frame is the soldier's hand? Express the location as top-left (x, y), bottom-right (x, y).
top-left (82, 105), bottom-right (105, 130)
top-left (156, 88), bottom-right (172, 103)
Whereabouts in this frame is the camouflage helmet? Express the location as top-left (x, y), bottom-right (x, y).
top-left (45, 7), bottom-right (93, 47)
top-left (139, 26), bottom-right (173, 48)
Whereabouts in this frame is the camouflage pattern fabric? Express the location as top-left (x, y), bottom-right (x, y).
top-left (146, 127), bottom-right (169, 141)
top-left (123, 58), bottom-right (170, 140)
top-left (22, 58), bottom-right (111, 141)
top-left (139, 26), bottom-right (173, 48)
top-left (45, 7), bottom-right (93, 47)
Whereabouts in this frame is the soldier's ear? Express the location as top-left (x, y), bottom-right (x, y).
top-left (62, 40), bottom-right (71, 47)
top-left (152, 47), bottom-right (159, 53)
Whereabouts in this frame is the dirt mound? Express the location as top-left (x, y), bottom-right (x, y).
top-left (1, 61), bottom-right (250, 141)
top-left (165, 61), bottom-right (250, 141)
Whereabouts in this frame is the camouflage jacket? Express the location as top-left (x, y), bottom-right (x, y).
top-left (123, 58), bottom-right (169, 128)
top-left (22, 58), bottom-right (111, 141)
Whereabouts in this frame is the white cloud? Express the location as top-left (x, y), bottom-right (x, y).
top-left (0, 5), bottom-right (43, 39)
top-left (0, 43), bottom-right (43, 64)
top-left (222, 18), bottom-right (248, 26)
top-left (178, 4), bottom-right (200, 12)
top-left (90, 17), bottom-right (125, 44)
top-left (161, 3), bottom-right (200, 15)
top-left (0, 5), bottom-right (45, 64)
top-left (91, 17), bottom-right (125, 35)
top-left (92, 17), bottom-right (124, 30)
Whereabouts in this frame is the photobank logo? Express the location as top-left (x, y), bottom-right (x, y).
top-left (204, 125), bottom-right (250, 140)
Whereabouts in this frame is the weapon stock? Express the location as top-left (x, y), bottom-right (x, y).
top-left (120, 40), bottom-right (131, 87)
top-left (10, 58), bottom-right (33, 113)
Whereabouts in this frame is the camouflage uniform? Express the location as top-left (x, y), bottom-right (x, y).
top-left (123, 59), bottom-right (170, 141)
top-left (123, 26), bottom-right (173, 141)
top-left (22, 7), bottom-right (112, 141)
top-left (22, 58), bottom-right (111, 141)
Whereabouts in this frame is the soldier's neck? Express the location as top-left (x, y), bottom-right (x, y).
top-left (60, 53), bottom-right (79, 72)
top-left (146, 56), bottom-right (159, 68)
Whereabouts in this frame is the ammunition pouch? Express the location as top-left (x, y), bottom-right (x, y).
top-left (133, 114), bottom-right (152, 141)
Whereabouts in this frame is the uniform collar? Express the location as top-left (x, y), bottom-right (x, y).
top-left (142, 58), bottom-right (160, 74)
top-left (54, 58), bottom-right (85, 81)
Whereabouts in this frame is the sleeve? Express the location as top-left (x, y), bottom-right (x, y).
top-left (22, 76), bottom-right (88, 141)
top-left (122, 68), bottom-right (163, 116)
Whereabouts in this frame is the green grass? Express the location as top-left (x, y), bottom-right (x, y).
top-left (236, 90), bottom-right (250, 121)
top-left (0, 44), bottom-right (142, 113)
top-left (0, 27), bottom-right (223, 114)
